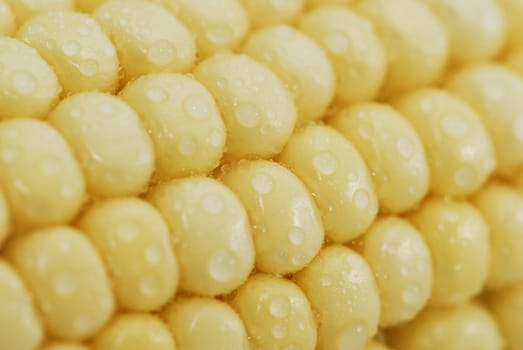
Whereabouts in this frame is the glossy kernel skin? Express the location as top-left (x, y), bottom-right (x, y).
top-left (278, 124), bottom-right (378, 243)
top-left (410, 198), bottom-right (490, 306)
top-left (394, 88), bottom-right (496, 197)
top-left (77, 198), bottom-right (179, 311)
top-left (119, 73), bottom-right (226, 179)
top-left (0, 119), bottom-right (86, 229)
top-left (0, 37), bottom-right (62, 120)
top-left (49, 92), bottom-right (155, 197)
top-left (194, 53), bottom-right (297, 160)
top-left (359, 217), bottom-right (433, 327)
top-left (0, 259), bottom-right (44, 350)
top-left (221, 160), bottom-right (324, 275)
top-left (6, 226), bottom-right (115, 340)
top-left (294, 245), bottom-right (381, 350)
top-left (0, 0), bottom-right (15, 36)
top-left (4, 0), bottom-right (73, 24)
top-left (330, 103), bottom-right (429, 213)
top-left (17, 11), bottom-right (119, 94)
top-left (240, 0), bottom-right (304, 29)
top-left (93, 313), bottom-right (176, 350)
top-left (298, 7), bottom-right (386, 104)
top-left (243, 25), bottom-right (336, 125)
top-left (230, 274), bottom-right (317, 350)
top-left (473, 182), bottom-right (523, 290)
top-left (149, 177), bottom-right (255, 296)
top-left (163, 297), bottom-right (250, 350)
top-left (41, 343), bottom-right (90, 350)
top-left (487, 281), bottom-right (523, 350)
top-left (498, 0), bottom-right (523, 50)
top-left (387, 303), bottom-right (503, 350)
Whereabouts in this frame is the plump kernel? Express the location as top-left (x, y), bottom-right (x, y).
top-left (230, 274), bottom-right (317, 350)
top-left (487, 281), bottom-right (523, 350)
top-left (0, 37), bottom-right (62, 120)
top-left (306, 0), bottom-right (357, 8)
top-left (163, 297), bottom-right (250, 350)
top-left (120, 73), bottom-right (226, 179)
top-left (41, 343), bottom-right (90, 350)
top-left (5, 226), bottom-right (114, 340)
top-left (365, 340), bottom-right (395, 350)
top-left (299, 7), bottom-right (386, 104)
top-left (240, 0), bottom-right (304, 29)
top-left (0, 0), bottom-right (15, 36)
top-left (49, 92), bottom-right (155, 197)
top-left (243, 25), bottom-right (335, 125)
top-left (77, 198), bottom-right (179, 311)
top-left (394, 88), bottom-right (496, 196)
top-left (17, 11), bottom-right (119, 94)
top-left (330, 103), bottom-right (430, 213)
top-left (0, 119), bottom-right (86, 229)
top-left (4, 0), bottom-right (73, 24)
top-left (149, 177), bottom-right (255, 296)
top-left (93, 313), bottom-right (176, 350)
top-left (93, 0), bottom-right (196, 82)
top-left (221, 160), bottom-right (324, 274)
top-left (410, 198), bottom-right (490, 306)
top-left (0, 189), bottom-right (10, 249)
top-left (278, 124), bottom-right (378, 243)
top-left (498, 0), bottom-right (523, 50)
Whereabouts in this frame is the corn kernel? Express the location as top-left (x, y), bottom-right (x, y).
top-left (240, 0), bottom-right (304, 29)
top-left (365, 340), bottom-right (394, 350)
top-left (0, 0), bottom-right (15, 36)
top-left (41, 343), bottom-right (89, 350)
top-left (0, 189), bottom-right (10, 248)
top-left (487, 281), bottom-right (523, 350)
top-left (498, 0), bottom-right (523, 50)
top-left (4, 0), bottom-right (73, 25)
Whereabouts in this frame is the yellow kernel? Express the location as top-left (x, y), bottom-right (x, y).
top-left (394, 88), bottom-right (496, 196)
top-left (419, 0), bottom-right (506, 64)
top-left (221, 160), bottom-right (324, 274)
top-left (365, 340), bottom-right (394, 350)
top-left (410, 198), bottom-right (490, 305)
top-left (0, 189), bottom-right (10, 249)
top-left (48, 92), bottom-right (154, 197)
top-left (240, 0), bottom-right (304, 29)
top-left (446, 64), bottom-right (523, 176)
top-left (330, 103), bottom-right (429, 213)
top-left (0, 119), bottom-right (86, 229)
top-left (387, 302), bottom-right (503, 350)
top-left (506, 48), bottom-right (523, 79)
top-left (243, 25), bottom-right (335, 125)
top-left (93, 0), bottom-right (196, 82)
top-left (295, 245), bottom-right (380, 350)
top-left (360, 217), bottom-right (433, 327)
top-left (473, 182), bottom-right (523, 289)
top-left (119, 73), bottom-right (226, 179)
top-left (298, 7), bottom-right (386, 104)
top-left (163, 297), bottom-right (250, 350)
top-left (4, 0), bottom-right (73, 24)
top-left (0, 0), bottom-right (15, 36)
top-left (76, 0), bottom-right (109, 12)
top-left (0, 259), bottom-right (44, 350)
top-left (306, 0), bottom-right (356, 8)
top-left (93, 313), bottom-right (176, 350)
top-left (0, 37), bottom-right (62, 120)
top-left (17, 11), bottom-right (119, 94)
top-left (149, 177), bottom-right (255, 296)
top-left (230, 274), bottom-right (317, 350)
top-left (159, 0), bottom-right (249, 58)
top-left (498, 0), bottom-right (523, 50)
top-left (78, 198), bottom-right (179, 311)
top-left (194, 53), bottom-right (297, 160)
top-left (278, 124), bottom-right (378, 243)
top-left (487, 281), bottom-right (523, 350)
top-left (356, 0), bottom-right (448, 96)
top-left (6, 226), bottom-right (114, 340)
top-left (41, 343), bottom-right (90, 350)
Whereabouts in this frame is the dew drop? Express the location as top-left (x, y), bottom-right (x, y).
top-left (353, 189), bottom-right (370, 209)
top-left (313, 151), bottom-right (338, 175)
top-left (140, 275), bottom-right (160, 297)
top-left (40, 157), bottom-right (60, 177)
top-left (115, 221), bottom-right (140, 242)
top-left (147, 40), bottom-right (176, 65)
top-left (324, 30), bottom-right (349, 54)
top-left (178, 135), bottom-right (197, 156)
top-left (144, 244), bottom-right (162, 264)
top-left (336, 322), bottom-right (368, 350)
top-left (76, 25), bottom-right (90, 36)
top-left (416, 260), bottom-right (428, 272)
top-left (1, 148), bottom-right (19, 163)
top-left (292, 254), bottom-right (307, 266)
top-left (136, 150), bottom-right (152, 165)
top-left (53, 272), bottom-right (77, 296)
top-left (272, 324), bottom-right (288, 339)
top-left (147, 87), bottom-right (167, 102)
top-left (99, 102), bottom-right (115, 115)
top-left (441, 115), bottom-right (468, 138)
top-left (269, 297), bottom-right (291, 318)
top-left (402, 284), bottom-right (421, 305)
top-left (251, 173), bottom-right (273, 194)
top-left (11, 71), bottom-right (36, 94)
top-left (79, 60), bottom-right (99, 76)
top-left (396, 137), bottom-right (414, 158)
top-left (453, 166), bottom-right (476, 187)
top-left (206, 24), bottom-right (233, 44)
top-left (321, 275), bottom-right (333, 287)
top-left (358, 123), bottom-right (373, 139)
top-left (208, 129), bottom-right (224, 147)
top-left (208, 249), bottom-right (238, 282)
top-left (202, 194), bottom-right (224, 214)
top-left (289, 227), bottom-right (305, 246)
top-left (235, 102), bottom-right (261, 128)
top-left (420, 98), bottom-right (433, 113)
top-left (184, 95), bottom-right (210, 120)
top-left (62, 40), bottom-right (80, 57)
top-left (74, 315), bottom-right (93, 333)
top-left (60, 185), bottom-right (74, 198)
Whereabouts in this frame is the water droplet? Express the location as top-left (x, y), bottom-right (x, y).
top-left (313, 151), bottom-right (338, 175)
top-left (11, 71), bottom-right (36, 94)
top-left (99, 102), bottom-right (115, 115)
top-left (454, 166), bottom-right (476, 187)
top-left (74, 315), bottom-right (93, 333)
top-left (140, 275), bottom-right (160, 297)
top-left (1, 148), bottom-right (19, 163)
top-left (208, 249), bottom-right (238, 281)
top-left (62, 40), bottom-right (80, 57)
top-left (396, 137), bottom-right (414, 158)
top-left (400, 265), bottom-right (409, 276)
top-left (514, 116), bottom-right (523, 141)
top-left (289, 227), bottom-right (305, 245)
top-left (184, 95), bottom-right (210, 120)
top-left (208, 129), bottom-right (224, 147)
top-left (292, 254), bottom-right (307, 266)
top-left (178, 135), bottom-right (197, 156)
top-left (419, 98), bottom-right (433, 113)
top-left (358, 123), bottom-right (373, 139)
top-left (202, 194), bottom-right (224, 214)
top-left (441, 115), bottom-right (468, 138)
top-left (40, 157), bottom-right (60, 176)
top-left (321, 275), bottom-right (333, 286)
top-left (115, 221), bottom-right (140, 242)
top-left (60, 185), bottom-right (74, 198)
top-left (402, 284), bottom-right (421, 305)
top-left (79, 60), bottom-right (99, 76)
top-left (347, 172), bottom-right (359, 183)
top-left (251, 173), bottom-right (273, 194)
top-left (336, 322), bottom-right (368, 350)
top-left (147, 86), bottom-right (167, 103)
top-left (147, 40), bottom-right (176, 65)
top-left (324, 30), bottom-right (349, 54)
top-left (76, 25), bottom-right (90, 36)
top-left (235, 102), bottom-right (261, 128)
top-left (484, 85), bottom-right (505, 101)
top-left (353, 189), bottom-right (370, 209)
top-left (53, 272), bottom-right (77, 296)
top-left (272, 324), bottom-right (288, 339)
top-left (136, 150), bottom-right (152, 165)
top-left (269, 297), bottom-right (290, 318)
top-left (216, 77), bottom-right (227, 89)
top-left (416, 260), bottom-right (427, 272)
top-left (206, 24), bottom-right (233, 44)
top-left (144, 244), bottom-right (162, 264)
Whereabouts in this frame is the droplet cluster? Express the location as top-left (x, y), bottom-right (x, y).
top-left (1, 0), bottom-right (523, 350)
